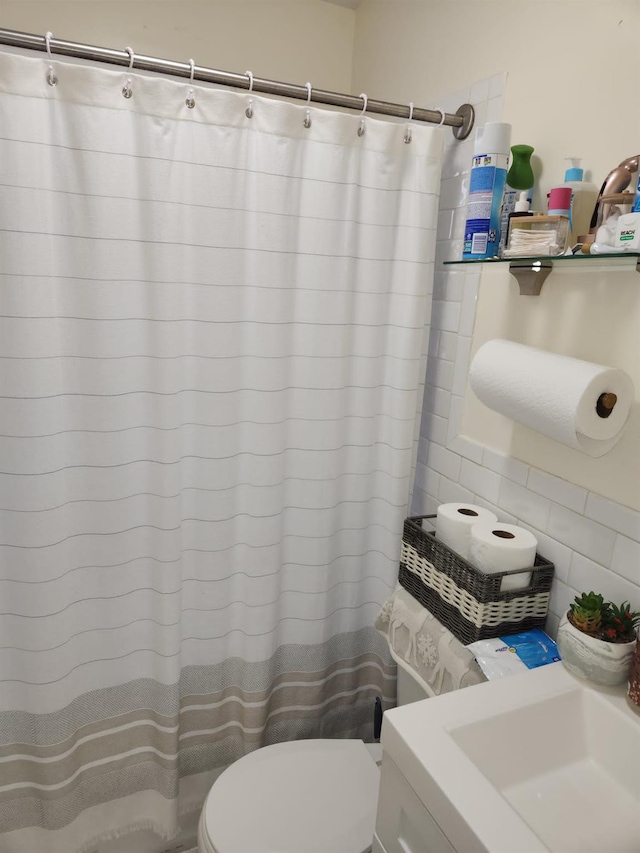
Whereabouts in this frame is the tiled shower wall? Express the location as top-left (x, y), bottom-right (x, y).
top-left (411, 74), bottom-right (640, 637)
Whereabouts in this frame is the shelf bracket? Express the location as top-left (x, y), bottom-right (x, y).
top-left (508, 261), bottom-right (553, 295)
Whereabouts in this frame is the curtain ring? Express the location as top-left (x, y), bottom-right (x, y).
top-left (185, 58), bottom-right (196, 109)
top-left (44, 31), bottom-right (58, 87)
top-left (357, 93), bottom-right (367, 137)
top-left (122, 46), bottom-right (134, 99)
top-left (245, 70), bottom-right (254, 118)
top-left (435, 108), bottom-right (446, 127)
top-left (303, 82), bottom-right (312, 128)
top-left (403, 101), bottom-right (414, 144)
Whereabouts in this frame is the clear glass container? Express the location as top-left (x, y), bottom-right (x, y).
top-left (503, 214), bottom-right (570, 258)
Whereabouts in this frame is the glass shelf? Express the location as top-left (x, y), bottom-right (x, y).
top-left (444, 252), bottom-right (640, 295)
top-left (444, 252), bottom-right (640, 267)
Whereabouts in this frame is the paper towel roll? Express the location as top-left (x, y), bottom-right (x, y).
top-left (469, 523), bottom-right (537, 591)
top-left (435, 503), bottom-right (498, 560)
top-left (469, 340), bottom-right (635, 457)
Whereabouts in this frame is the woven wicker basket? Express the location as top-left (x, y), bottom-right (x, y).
top-left (398, 515), bottom-right (554, 645)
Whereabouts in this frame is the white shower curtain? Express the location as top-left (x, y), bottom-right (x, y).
top-left (0, 50), bottom-right (442, 852)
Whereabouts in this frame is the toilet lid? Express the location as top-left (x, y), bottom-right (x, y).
top-left (202, 739), bottom-right (380, 853)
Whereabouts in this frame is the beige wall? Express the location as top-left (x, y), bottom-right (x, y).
top-left (0, 0), bottom-right (356, 91)
top-left (351, 0), bottom-right (640, 622)
top-left (353, 0), bottom-right (639, 209)
top-left (354, 0), bottom-right (640, 509)
top-left (466, 263), bottom-right (640, 510)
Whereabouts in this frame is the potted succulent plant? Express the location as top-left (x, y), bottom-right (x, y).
top-left (556, 591), bottom-right (640, 686)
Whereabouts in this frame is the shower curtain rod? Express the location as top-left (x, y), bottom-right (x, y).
top-left (0, 28), bottom-right (475, 139)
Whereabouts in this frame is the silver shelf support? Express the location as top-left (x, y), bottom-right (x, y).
top-left (508, 261), bottom-right (554, 296)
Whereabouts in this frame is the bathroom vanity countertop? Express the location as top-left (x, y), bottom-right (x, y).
top-left (380, 661), bottom-right (640, 853)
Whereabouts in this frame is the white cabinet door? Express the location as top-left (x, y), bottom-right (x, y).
top-left (375, 754), bottom-right (456, 853)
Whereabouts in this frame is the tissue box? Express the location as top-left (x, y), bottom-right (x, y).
top-left (398, 515), bottom-right (554, 645)
top-left (503, 214), bottom-right (569, 257)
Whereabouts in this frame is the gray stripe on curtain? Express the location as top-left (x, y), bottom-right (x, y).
top-left (0, 627), bottom-right (396, 832)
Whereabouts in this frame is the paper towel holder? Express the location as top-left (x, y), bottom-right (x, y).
top-left (596, 392), bottom-right (617, 418)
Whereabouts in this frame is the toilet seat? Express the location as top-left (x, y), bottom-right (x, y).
top-left (199, 739), bottom-right (380, 853)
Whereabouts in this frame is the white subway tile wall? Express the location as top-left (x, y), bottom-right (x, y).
top-left (411, 73), bottom-right (640, 636)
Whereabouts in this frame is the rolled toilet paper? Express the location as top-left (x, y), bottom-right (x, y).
top-left (469, 340), bottom-right (635, 457)
top-left (469, 523), bottom-right (538, 592)
top-left (435, 503), bottom-right (498, 560)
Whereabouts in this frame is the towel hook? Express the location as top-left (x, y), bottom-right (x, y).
top-left (122, 46), bottom-right (134, 99)
top-left (44, 31), bottom-right (58, 87)
top-left (245, 70), bottom-right (254, 118)
top-left (185, 58), bottom-right (196, 109)
top-left (303, 82), bottom-right (312, 128)
top-left (403, 102), bottom-right (414, 144)
top-left (357, 93), bottom-right (368, 137)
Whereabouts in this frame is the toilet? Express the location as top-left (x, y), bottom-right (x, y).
top-left (197, 653), bottom-right (429, 853)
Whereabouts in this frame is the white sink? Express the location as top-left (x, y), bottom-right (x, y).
top-left (450, 686), bottom-right (640, 852)
top-left (381, 662), bottom-right (640, 853)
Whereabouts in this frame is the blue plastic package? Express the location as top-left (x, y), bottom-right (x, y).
top-left (467, 628), bottom-right (561, 680)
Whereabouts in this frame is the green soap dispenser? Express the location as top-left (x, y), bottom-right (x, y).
top-left (506, 144), bottom-right (534, 190)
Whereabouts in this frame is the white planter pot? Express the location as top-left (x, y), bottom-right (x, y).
top-left (556, 614), bottom-right (636, 686)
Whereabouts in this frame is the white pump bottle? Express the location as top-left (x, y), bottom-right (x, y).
top-left (561, 157), bottom-right (599, 245)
